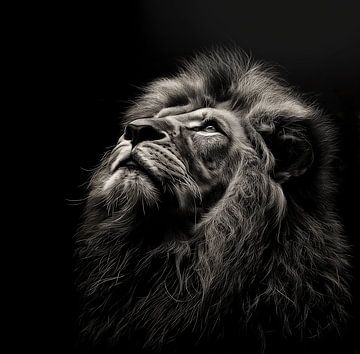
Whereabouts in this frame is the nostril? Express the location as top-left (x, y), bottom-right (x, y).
top-left (140, 126), bottom-right (166, 142)
top-left (124, 123), bottom-right (167, 145)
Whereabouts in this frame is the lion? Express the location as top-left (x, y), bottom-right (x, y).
top-left (75, 49), bottom-right (351, 353)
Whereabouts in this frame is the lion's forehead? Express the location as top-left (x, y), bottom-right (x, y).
top-left (125, 61), bottom-right (315, 127)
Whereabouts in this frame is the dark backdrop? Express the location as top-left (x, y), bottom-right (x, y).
top-left (57, 1), bottom-right (359, 352)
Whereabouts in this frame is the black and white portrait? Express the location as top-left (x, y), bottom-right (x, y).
top-left (58, 2), bottom-right (360, 353)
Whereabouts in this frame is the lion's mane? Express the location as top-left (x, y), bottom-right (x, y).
top-left (75, 49), bottom-right (351, 353)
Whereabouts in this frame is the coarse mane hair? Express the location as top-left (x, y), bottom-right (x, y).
top-left (75, 48), bottom-right (351, 353)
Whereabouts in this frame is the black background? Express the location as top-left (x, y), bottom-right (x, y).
top-left (52, 1), bottom-right (360, 352)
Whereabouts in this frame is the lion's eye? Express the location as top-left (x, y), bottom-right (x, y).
top-left (192, 120), bottom-right (223, 134)
top-left (203, 125), bottom-right (217, 133)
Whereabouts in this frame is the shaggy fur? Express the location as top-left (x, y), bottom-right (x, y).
top-left (75, 49), bottom-right (351, 353)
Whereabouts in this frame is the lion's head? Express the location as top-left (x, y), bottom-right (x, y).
top-left (76, 49), bottom-right (350, 353)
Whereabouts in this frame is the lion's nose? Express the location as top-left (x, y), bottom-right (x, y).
top-left (124, 120), bottom-right (167, 146)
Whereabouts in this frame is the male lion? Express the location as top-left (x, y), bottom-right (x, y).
top-left (75, 49), bottom-right (351, 353)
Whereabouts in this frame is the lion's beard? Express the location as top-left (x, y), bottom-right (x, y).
top-left (76, 151), bottom-right (287, 349)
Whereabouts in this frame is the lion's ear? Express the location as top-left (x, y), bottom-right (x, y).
top-left (257, 116), bottom-right (314, 183)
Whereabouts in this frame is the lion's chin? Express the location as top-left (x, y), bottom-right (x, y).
top-left (102, 168), bottom-right (161, 209)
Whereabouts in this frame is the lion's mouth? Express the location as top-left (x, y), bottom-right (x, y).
top-left (122, 159), bottom-right (142, 170)
top-left (119, 158), bottom-right (160, 186)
